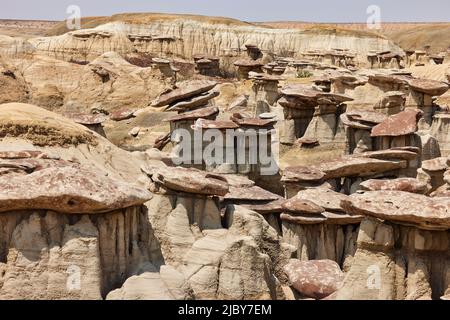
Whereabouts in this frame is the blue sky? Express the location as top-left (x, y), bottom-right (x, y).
top-left (2, 0), bottom-right (450, 22)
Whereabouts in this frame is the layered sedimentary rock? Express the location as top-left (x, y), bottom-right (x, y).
top-left (0, 103), bottom-right (293, 300)
top-left (0, 103), bottom-right (161, 299)
top-left (24, 14), bottom-right (403, 63)
top-left (280, 188), bottom-right (362, 270)
top-left (278, 84), bottom-right (352, 146)
top-left (333, 216), bottom-right (450, 300)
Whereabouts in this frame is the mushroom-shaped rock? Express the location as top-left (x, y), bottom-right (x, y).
top-left (165, 90), bottom-right (219, 112)
top-left (296, 137), bottom-right (319, 148)
top-left (193, 119), bottom-right (239, 130)
top-left (346, 110), bottom-right (387, 125)
top-left (151, 80), bottom-right (217, 107)
top-left (281, 166), bottom-right (326, 183)
top-left (0, 160), bottom-right (152, 214)
top-left (342, 191), bottom-right (450, 230)
top-left (421, 157), bottom-right (450, 172)
top-left (166, 106), bottom-right (219, 122)
top-left (316, 157), bottom-right (407, 179)
top-left (224, 186), bottom-right (281, 201)
top-left (358, 148), bottom-right (419, 161)
top-left (408, 78), bottom-right (449, 96)
top-left (142, 165), bottom-right (229, 196)
top-left (233, 59), bottom-right (264, 68)
top-left (280, 213), bottom-right (327, 224)
top-left (280, 84), bottom-right (320, 100)
top-left (222, 174), bottom-right (255, 188)
top-left (152, 57), bottom-right (170, 65)
top-left (359, 178), bottom-right (428, 194)
top-left (230, 113), bottom-right (276, 127)
top-left (371, 109), bottom-right (423, 137)
top-left (295, 188), bottom-right (350, 213)
top-left (283, 259), bottom-right (344, 299)
top-left (340, 113), bottom-right (373, 130)
top-left (238, 198), bottom-right (286, 215)
top-left (63, 112), bottom-right (108, 125)
top-left (316, 92), bottom-right (353, 105)
top-left (110, 108), bottom-right (136, 121)
top-left (321, 211), bottom-right (364, 225)
top-left (282, 196), bottom-right (325, 215)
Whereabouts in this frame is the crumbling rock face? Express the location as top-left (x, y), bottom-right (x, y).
top-left (144, 193), bottom-right (289, 299)
top-left (0, 206), bottom-right (160, 299)
top-left (106, 264), bottom-right (193, 300)
top-left (0, 59), bottom-right (29, 104)
top-left (29, 16), bottom-right (402, 62)
top-left (0, 103), bottom-right (96, 147)
top-left (334, 217), bottom-right (450, 300)
top-left (8, 52), bottom-right (169, 114)
top-left (280, 188), bottom-right (361, 269)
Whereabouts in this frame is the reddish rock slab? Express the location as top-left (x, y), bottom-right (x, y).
top-left (316, 92), bottom-right (353, 105)
top-left (249, 72), bottom-right (284, 82)
top-left (342, 191), bottom-right (450, 230)
top-left (296, 137), bottom-right (319, 147)
top-left (142, 164), bottom-right (229, 196)
top-left (110, 108), bottom-right (136, 121)
top-left (152, 57), bottom-right (170, 65)
top-left (280, 84), bottom-right (352, 105)
top-left (346, 110), bottom-right (387, 124)
top-left (368, 74), bottom-right (409, 85)
top-left (359, 178), bottom-right (428, 194)
top-left (371, 109), bottom-right (423, 137)
top-left (316, 157), bottom-right (407, 179)
top-left (322, 211), bottom-right (364, 225)
top-left (0, 157), bottom-right (71, 175)
top-left (153, 133), bottom-right (171, 150)
top-left (233, 59), bottom-right (264, 67)
top-left (63, 112), bottom-right (108, 125)
top-left (224, 186), bottom-right (281, 201)
top-left (280, 213), bottom-right (327, 224)
top-left (151, 80), bottom-right (217, 107)
top-left (278, 96), bottom-right (316, 109)
top-left (408, 78), bottom-right (449, 96)
top-left (239, 198), bottom-right (285, 214)
top-left (421, 157), bottom-right (450, 172)
top-left (282, 196), bottom-right (325, 215)
top-left (340, 113), bottom-right (373, 130)
top-left (230, 113), bottom-right (276, 127)
top-left (0, 162), bottom-right (152, 214)
top-left (358, 149), bottom-right (419, 161)
top-left (283, 259), bottom-right (344, 299)
top-left (166, 106), bottom-right (219, 122)
top-left (281, 166), bottom-right (326, 183)
top-left (0, 150), bottom-right (58, 160)
top-left (193, 118), bottom-right (239, 130)
top-left (391, 146), bottom-right (421, 153)
top-left (223, 174), bottom-right (255, 188)
top-left (165, 90), bottom-right (219, 112)
top-left (296, 188), bottom-right (350, 213)
top-left (280, 84), bottom-right (320, 99)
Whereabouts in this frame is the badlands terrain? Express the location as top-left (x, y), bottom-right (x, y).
top-left (0, 13), bottom-right (450, 300)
